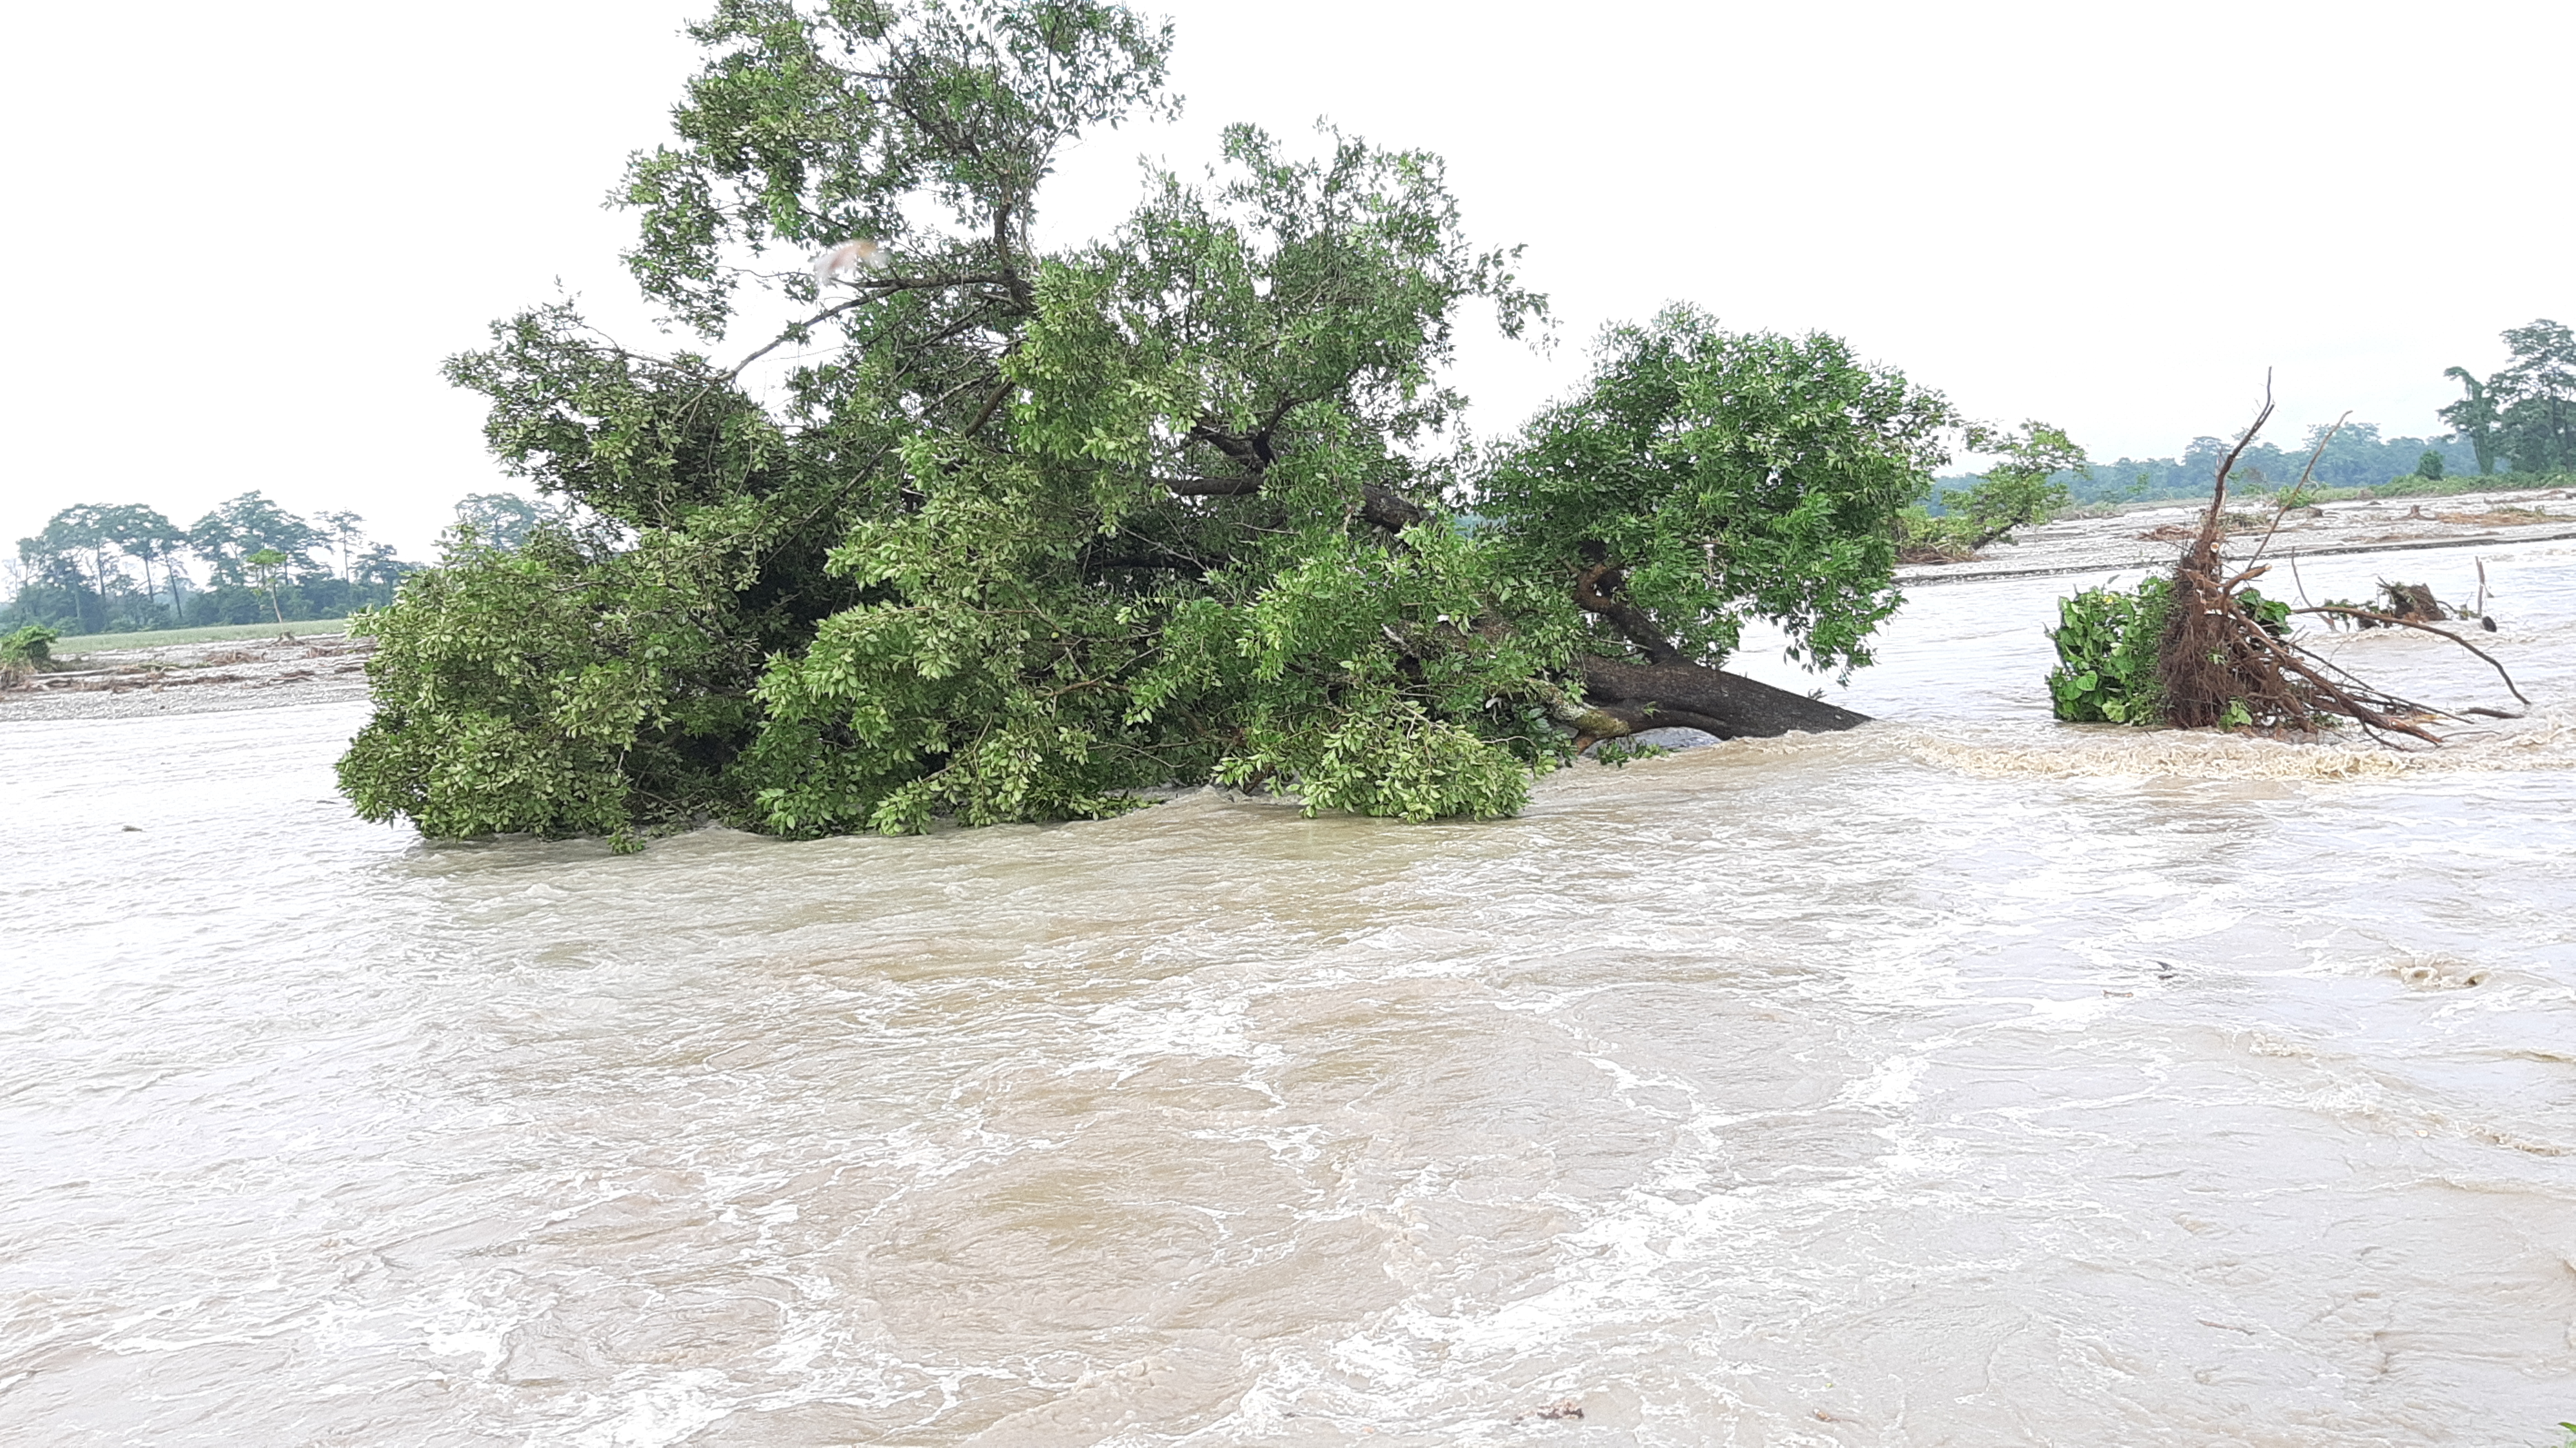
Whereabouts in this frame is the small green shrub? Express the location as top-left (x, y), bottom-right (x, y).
top-left (1, 624), bottom-right (60, 680)
top-left (2046, 578), bottom-right (2171, 724)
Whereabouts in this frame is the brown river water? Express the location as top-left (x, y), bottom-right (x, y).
top-left (5, 540), bottom-right (2575, 1446)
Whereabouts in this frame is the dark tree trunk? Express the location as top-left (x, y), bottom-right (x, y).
top-left (1578, 656), bottom-right (1871, 740)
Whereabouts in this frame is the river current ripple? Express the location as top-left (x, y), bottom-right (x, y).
top-left (5, 542), bottom-right (2576, 1446)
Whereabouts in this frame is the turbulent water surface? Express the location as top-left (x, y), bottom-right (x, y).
top-left (6, 541), bottom-right (2576, 1447)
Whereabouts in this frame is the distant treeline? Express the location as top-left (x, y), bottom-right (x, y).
top-left (1934, 318), bottom-right (2576, 510)
top-left (1932, 423), bottom-right (2483, 510)
top-left (2, 492), bottom-right (541, 635)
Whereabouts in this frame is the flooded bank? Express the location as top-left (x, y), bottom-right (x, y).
top-left (4, 541), bottom-right (2573, 1446)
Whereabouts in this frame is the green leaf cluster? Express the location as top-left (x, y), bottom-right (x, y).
top-left (2046, 577), bottom-right (2171, 724)
top-left (2047, 577), bottom-right (2297, 726)
top-left (337, 521), bottom-right (767, 845)
top-left (1, 624), bottom-right (58, 668)
top-left (1481, 305), bottom-right (1956, 678)
top-left (1900, 422), bottom-right (2087, 559)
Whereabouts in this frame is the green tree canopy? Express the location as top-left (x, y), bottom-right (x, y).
top-left (2443, 320), bottom-right (2576, 478)
top-left (2491, 318), bottom-right (2576, 475)
top-left (449, 493), bottom-right (544, 551)
top-left (16, 506), bottom-right (117, 632)
top-left (338, 0), bottom-right (1967, 845)
top-left (1482, 306), bottom-right (1956, 672)
top-left (189, 493), bottom-right (322, 585)
top-left (101, 505), bottom-right (186, 610)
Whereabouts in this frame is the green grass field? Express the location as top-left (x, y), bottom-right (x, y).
top-left (52, 619), bottom-right (355, 654)
top-left (2296, 471), bottom-right (2576, 505)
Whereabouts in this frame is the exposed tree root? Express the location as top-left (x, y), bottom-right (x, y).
top-left (2157, 388), bottom-right (2525, 745)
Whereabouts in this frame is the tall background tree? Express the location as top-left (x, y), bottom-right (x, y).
top-left (103, 505), bottom-right (187, 620)
top-left (2439, 366), bottom-right (2498, 476)
top-left (16, 508), bottom-right (114, 633)
top-left (188, 492), bottom-right (323, 586)
top-left (314, 509), bottom-right (369, 580)
top-left (448, 494), bottom-right (543, 551)
top-left (2490, 318), bottom-right (2576, 474)
top-left (5, 494), bottom-right (420, 633)
top-left (2442, 319), bottom-right (2576, 478)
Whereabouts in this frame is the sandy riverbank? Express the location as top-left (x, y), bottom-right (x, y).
top-left (0, 632), bottom-right (373, 723)
top-left (1897, 485), bottom-right (2576, 585)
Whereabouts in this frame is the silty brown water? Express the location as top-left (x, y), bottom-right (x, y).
top-left (4, 539), bottom-right (2573, 1446)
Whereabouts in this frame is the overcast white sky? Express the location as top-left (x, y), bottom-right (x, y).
top-left (3, 0), bottom-right (2568, 562)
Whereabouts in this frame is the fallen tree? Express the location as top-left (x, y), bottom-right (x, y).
top-left (338, 0), bottom-right (1984, 843)
top-left (2049, 391), bottom-right (2525, 740)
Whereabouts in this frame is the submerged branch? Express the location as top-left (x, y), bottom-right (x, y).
top-left (2290, 605), bottom-right (2529, 705)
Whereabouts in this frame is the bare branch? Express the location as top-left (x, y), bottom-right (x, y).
top-left (2290, 605), bottom-right (2529, 704)
top-left (724, 274), bottom-right (1013, 381)
top-left (2204, 372), bottom-right (2276, 525)
top-left (2247, 410), bottom-right (2344, 566)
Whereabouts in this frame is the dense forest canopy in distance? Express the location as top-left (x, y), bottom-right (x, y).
top-left (1925, 320), bottom-right (2576, 510)
top-left (1939, 421), bottom-right (2477, 510)
top-left (2, 493), bottom-right (541, 635)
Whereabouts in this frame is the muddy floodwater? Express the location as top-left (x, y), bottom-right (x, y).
top-left (5, 541), bottom-right (2575, 1446)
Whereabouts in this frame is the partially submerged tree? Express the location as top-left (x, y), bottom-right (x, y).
top-left (340, 0), bottom-right (1963, 842)
top-left (1479, 306), bottom-right (1947, 742)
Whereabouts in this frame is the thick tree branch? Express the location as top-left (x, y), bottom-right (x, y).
top-left (1188, 423), bottom-right (1267, 472)
top-left (992, 196), bottom-right (1034, 311)
top-left (1157, 476), bottom-right (1426, 533)
top-left (1579, 656), bottom-right (1872, 739)
top-left (1357, 483), bottom-right (1427, 532)
top-left (1573, 564), bottom-right (1684, 667)
top-left (727, 274), bottom-right (1013, 381)
top-left (1082, 549), bottom-right (1210, 577)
